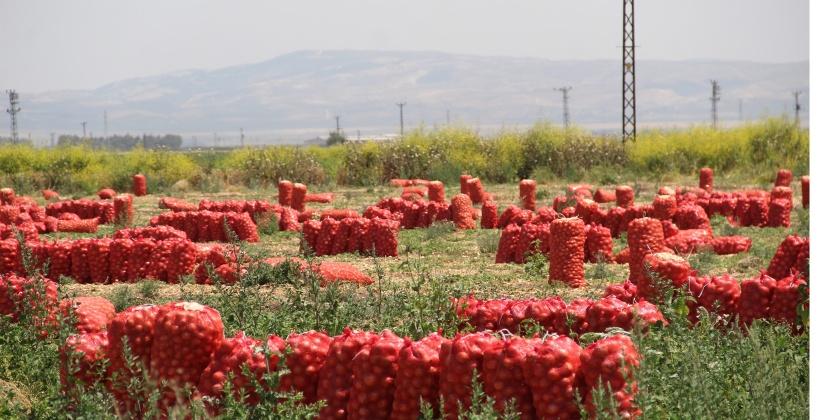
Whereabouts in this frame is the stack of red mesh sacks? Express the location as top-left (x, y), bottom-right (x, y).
top-left (300, 215), bottom-right (399, 258)
top-left (150, 211), bottom-right (259, 243)
top-left (57, 295), bottom-right (651, 420)
top-left (366, 197), bottom-right (452, 230)
top-left (46, 199), bottom-right (115, 224)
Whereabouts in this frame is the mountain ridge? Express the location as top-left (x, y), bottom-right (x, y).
top-left (13, 50), bottom-right (809, 146)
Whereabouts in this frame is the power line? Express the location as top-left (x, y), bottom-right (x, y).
top-left (554, 86), bottom-right (572, 128)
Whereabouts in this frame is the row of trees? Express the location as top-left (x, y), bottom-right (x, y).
top-left (57, 134), bottom-right (183, 150)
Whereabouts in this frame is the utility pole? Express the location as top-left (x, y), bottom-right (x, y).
top-left (710, 80), bottom-right (720, 128)
top-left (396, 102), bottom-right (406, 136)
top-left (622, 0), bottom-right (636, 142)
top-left (240, 128), bottom-right (245, 147)
top-left (554, 86), bottom-right (572, 128)
top-left (81, 122), bottom-right (87, 138)
top-left (793, 90), bottom-right (802, 128)
top-left (335, 116), bottom-right (341, 135)
top-left (50, 133), bottom-right (55, 148)
top-left (739, 99), bottom-right (743, 122)
top-left (6, 90), bottom-right (21, 143)
top-left (104, 111), bottom-right (108, 139)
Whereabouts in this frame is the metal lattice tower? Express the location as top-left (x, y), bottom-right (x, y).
top-left (6, 90), bottom-right (21, 143)
top-left (554, 86), bottom-right (572, 128)
top-left (622, 0), bottom-right (636, 142)
top-left (710, 80), bottom-right (720, 128)
top-left (793, 90), bottom-right (802, 127)
top-left (396, 102), bottom-right (406, 136)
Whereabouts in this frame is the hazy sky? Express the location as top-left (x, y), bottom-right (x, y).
top-left (0, 0), bottom-right (810, 93)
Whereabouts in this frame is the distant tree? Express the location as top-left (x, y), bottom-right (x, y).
top-left (326, 131), bottom-right (346, 146)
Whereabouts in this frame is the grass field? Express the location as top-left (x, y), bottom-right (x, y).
top-left (0, 173), bottom-right (807, 419)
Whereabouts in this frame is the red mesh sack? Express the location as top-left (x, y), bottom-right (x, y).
top-left (58, 218), bottom-right (99, 233)
top-left (585, 223), bottom-right (613, 263)
top-left (291, 183), bottom-right (307, 212)
top-left (315, 217), bottom-right (340, 257)
top-left (801, 176), bottom-right (809, 208)
top-left (767, 235), bottom-right (808, 280)
top-left (278, 180), bottom-right (293, 207)
top-left (514, 222), bottom-right (542, 264)
top-left (603, 279), bottom-right (638, 304)
top-left (197, 331), bottom-right (286, 408)
top-left (428, 180), bottom-right (446, 203)
top-left (88, 238), bottom-right (112, 284)
top-left (59, 331), bottom-right (109, 393)
top-left (481, 201), bottom-right (498, 229)
top-left (495, 224), bottom-right (521, 264)
top-left (566, 298), bottom-right (595, 334)
top-left (737, 271), bottom-right (777, 329)
top-left (549, 218), bottom-right (586, 288)
top-left (775, 169), bottom-right (793, 187)
top-left (106, 304), bottom-right (160, 415)
top-left (594, 188), bottom-right (616, 204)
top-left (330, 218), bottom-right (354, 256)
top-left (524, 296), bottom-right (569, 335)
top-left (466, 178), bottom-right (485, 204)
top-left (523, 335), bottom-right (585, 420)
top-left (305, 192), bottom-right (335, 203)
top-left (347, 330), bottom-right (405, 420)
top-left (580, 335), bottom-right (641, 418)
top-left (127, 238), bottom-right (156, 282)
top-left (70, 239), bottom-right (93, 284)
top-left (300, 219), bottom-right (322, 255)
top-left (60, 296), bottom-right (116, 334)
top-left (451, 194), bottom-right (475, 229)
top-left (615, 186), bottom-right (634, 208)
top-left (482, 336), bottom-right (539, 419)
top-left (519, 179), bottom-right (536, 211)
top-left (769, 274), bottom-right (808, 334)
top-left (365, 218), bottom-right (399, 257)
top-left (699, 167), bottom-right (714, 191)
top-left (113, 194), bottom-right (134, 226)
top-left (392, 333), bottom-right (445, 420)
top-left (47, 240), bottom-right (73, 281)
top-left (497, 299), bottom-right (535, 334)
top-left (316, 328), bottom-right (378, 420)
top-left (576, 199), bottom-right (598, 224)
top-left (347, 218), bottom-right (370, 254)
top-left (640, 252), bottom-right (692, 302)
top-left (97, 188), bottom-right (116, 200)
top-left (133, 174), bottom-right (147, 197)
top-left (653, 194), bottom-right (677, 220)
top-left (627, 218), bottom-right (665, 295)
top-left (149, 302), bottom-right (224, 412)
top-left (439, 332), bottom-right (499, 419)
top-left (712, 235), bottom-right (752, 255)
top-left (315, 262), bottom-right (373, 286)
top-left (767, 198), bottom-right (792, 228)
top-left (664, 229), bottom-right (713, 254)
top-left (793, 238), bottom-right (809, 279)
top-left (459, 174), bottom-right (472, 194)
top-left (585, 296), bottom-right (630, 333)
top-left (277, 330), bottom-right (332, 405)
